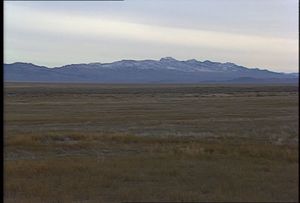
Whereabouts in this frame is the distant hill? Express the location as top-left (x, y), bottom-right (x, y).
top-left (4, 57), bottom-right (298, 83)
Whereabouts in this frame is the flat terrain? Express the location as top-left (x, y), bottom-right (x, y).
top-left (4, 83), bottom-right (299, 202)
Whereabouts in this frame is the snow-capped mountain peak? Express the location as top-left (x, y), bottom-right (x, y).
top-left (5, 57), bottom-right (297, 83)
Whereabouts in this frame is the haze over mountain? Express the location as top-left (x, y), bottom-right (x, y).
top-left (4, 57), bottom-right (298, 83)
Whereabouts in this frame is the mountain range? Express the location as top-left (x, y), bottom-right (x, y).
top-left (4, 57), bottom-right (298, 83)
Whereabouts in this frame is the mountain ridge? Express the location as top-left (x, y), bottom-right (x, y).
top-left (4, 57), bottom-right (298, 83)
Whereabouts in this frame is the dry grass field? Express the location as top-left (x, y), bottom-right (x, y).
top-left (3, 83), bottom-right (299, 202)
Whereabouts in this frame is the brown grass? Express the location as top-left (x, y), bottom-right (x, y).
top-left (4, 83), bottom-right (299, 202)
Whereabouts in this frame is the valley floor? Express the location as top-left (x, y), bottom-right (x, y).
top-left (4, 83), bottom-right (299, 202)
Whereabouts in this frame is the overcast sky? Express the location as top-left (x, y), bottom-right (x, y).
top-left (4, 0), bottom-right (298, 72)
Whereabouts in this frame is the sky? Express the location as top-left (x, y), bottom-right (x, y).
top-left (4, 0), bottom-right (298, 73)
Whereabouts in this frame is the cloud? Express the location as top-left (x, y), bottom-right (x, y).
top-left (4, 3), bottom-right (298, 72)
